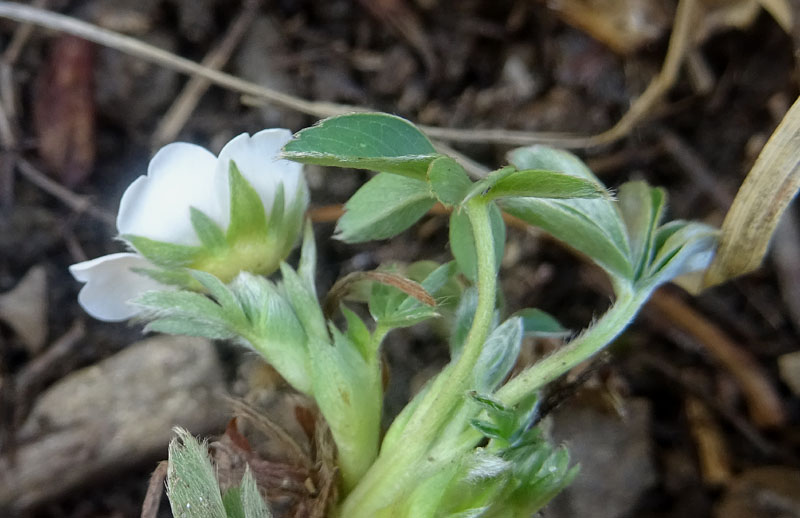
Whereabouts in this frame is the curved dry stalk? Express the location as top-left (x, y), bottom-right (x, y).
top-left (0, 1), bottom-right (697, 150)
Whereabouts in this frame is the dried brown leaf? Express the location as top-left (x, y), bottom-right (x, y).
top-left (705, 95), bottom-right (800, 287)
top-left (33, 35), bottom-right (95, 188)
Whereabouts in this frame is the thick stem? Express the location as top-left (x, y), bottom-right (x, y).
top-left (338, 198), bottom-right (498, 516)
top-left (496, 287), bottom-right (650, 407)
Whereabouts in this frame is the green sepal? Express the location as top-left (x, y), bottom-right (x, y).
top-left (336, 172), bottom-right (435, 243)
top-left (449, 203), bottom-right (506, 282)
top-left (166, 428), bottom-right (227, 518)
top-left (190, 207), bottom-right (226, 251)
top-left (123, 234), bottom-right (202, 267)
top-left (427, 156), bottom-right (473, 207)
top-left (130, 266), bottom-right (197, 289)
top-left (227, 160), bottom-right (269, 240)
top-left (282, 113), bottom-right (440, 180)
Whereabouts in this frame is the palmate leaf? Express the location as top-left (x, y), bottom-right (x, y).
top-left (282, 113), bottom-right (441, 180)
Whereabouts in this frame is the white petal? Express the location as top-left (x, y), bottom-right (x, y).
top-left (117, 143), bottom-right (220, 246)
top-left (213, 129), bottom-right (305, 227)
top-left (69, 253), bottom-right (165, 321)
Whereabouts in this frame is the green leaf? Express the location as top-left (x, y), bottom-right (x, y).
top-left (502, 145), bottom-right (632, 281)
top-left (167, 428), bottom-right (226, 518)
top-left (297, 219), bottom-right (317, 295)
top-left (134, 290), bottom-right (234, 324)
top-left (227, 160), bottom-right (269, 240)
top-left (645, 221), bottom-right (718, 288)
top-left (230, 272), bottom-right (312, 395)
top-left (190, 207), bottom-right (227, 250)
top-left (474, 317), bottom-right (523, 392)
top-left (450, 287), bottom-right (478, 357)
top-left (485, 169), bottom-right (608, 201)
top-left (618, 181), bottom-right (665, 279)
top-left (240, 466), bottom-right (272, 518)
top-left (280, 263), bottom-right (328, 342)
top-left (512, 308), bottom-right (570, 338)
top-left (342, 304), bottom-right (371, 358)
top-left (124, 234), bottom-right (202, 268)
top-left (427, 156), bottom-right (473, 206)
top-left (449, 203), bottom-right (506, 282)
top-left (337, 172), bottom-right (435, 242)
top-left (463, 166), bottom-right (517, 204)
top-left (223, 487), bottom-right (245, 518)
top-left (282, 113), bottom-right (440, 180)
top-left (145, 317), bottom-right (235, 340)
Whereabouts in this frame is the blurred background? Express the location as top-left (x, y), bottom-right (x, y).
top-left (0, 0), bottom-right (798, 516)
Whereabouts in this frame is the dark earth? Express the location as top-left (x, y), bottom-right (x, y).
top-left (0, 0), bottom-right (799, 517)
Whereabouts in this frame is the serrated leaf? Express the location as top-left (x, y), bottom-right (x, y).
top-left (227, 160), bottom-right (268, 240)
top-left (337, 172), bottom-right (435, 242)
top-left (503, 145), bottom-right (632, 281)
top-left (512, 308), bottom-right (570, 338)
top-left (124, 234), bottom-right (202, 268)
top-left (485, 169), bottom-right (608, 201)
top-left (449, 203), bottom-right (506, 282)
top-left (474, 317), bottom-right (523, 392)
top-left (428, 156), bottom-right (473, 206)
top-left (618, 181), bottom-right (665, 279)
top-left (190, 207), bottom-right (226, 250)
top-left (282, 113), bottom-right (440, 180)
top-left (167, 428), bottom-right (226, 518)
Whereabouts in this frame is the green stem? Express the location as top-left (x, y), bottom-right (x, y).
top-left (496, 286), bottom-right (650, 407)
top-left (338, 198), bottom-right (498, 516)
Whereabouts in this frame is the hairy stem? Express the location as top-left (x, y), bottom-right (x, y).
top-left (496, 287), bottom-right (650, 407)
top-left (338, 198), bottom-right (498, 515)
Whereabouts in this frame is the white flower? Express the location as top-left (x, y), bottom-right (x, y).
top-left (70, 129), bottom-right (308, 322)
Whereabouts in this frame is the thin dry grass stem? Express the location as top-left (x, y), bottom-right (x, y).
top-left (151, 0), bottom-right (261, 149)
top-left (0, 0), bottom-right (696, 150)
top-left (15, 157), bottom-right (116, 225)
